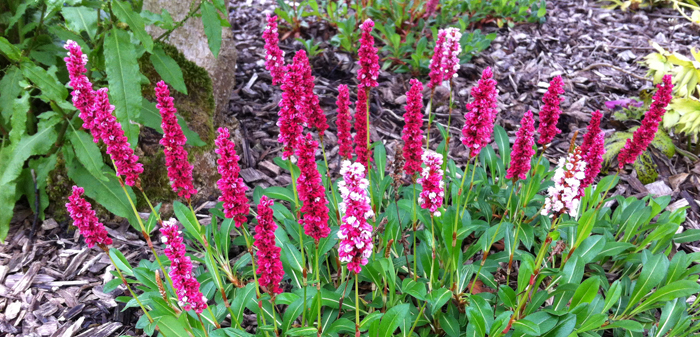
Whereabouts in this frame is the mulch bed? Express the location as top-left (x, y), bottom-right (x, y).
top-left (2, 0), bottom-right (700, 335)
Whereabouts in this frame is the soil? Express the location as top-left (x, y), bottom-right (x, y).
top-left (2, 0), bottom-right (700, 336)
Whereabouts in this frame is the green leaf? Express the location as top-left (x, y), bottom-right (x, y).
top-left (21, 63), bottom-right (68, 103)
top-left (173, 201), bottom-right (203, 243)
top-left (626, 252), bottom-right (669, 313)
top-left (0, 173), bottom-right (17, 240)
top-left (402, 278), bottom-right (426, 300)
top-left (571, 277), bottom-right (600, 308)
top-left (65, 151), bottom-right (140, 228)
top-left (211, 328), bottom-right (255, 337)
top-left (327, 318), bottom-right (355, 334)
top-left (427, 287), bottom-right (452, 312)
top-left (230, 283), bottom-right (256, 326)
top-left (378, 304), bottom-right (409, 337)
top-left (374, 142), bottom-right (386, 180)
top-left (103, 278), bottom-right (123, 294)
top-left (281, 298), bottom-right (304, 334)
top-left (201, 2), bottom-right (222, 58)
top-left (439, 315), bottom-right (460, 337)
top-left (674, 229), bottom-right (700, 243)
top-left (0, 66), bottom-right (24, 123)
top-left (285, 327), bottom-right (318, 336)
top-left (603, 280), bottom-right (622, 313)
top-left (9, 93), bottom-right (29, 144)
top-left (67, 128), bottom-right (108, 181)
top-left (150, 45), bottom-right (187, 94)
top-left (112, 0), bottom-right (153, 52)
top-left (493, 125), bottom-right (510, 166)
top-left (513, 319), bottom-right (540, 335)
top-left (62, 6), bottom-right (98, 39)
top-left (264, 186), bottom-right (295, 203)
top-left (157, 315), bottom-right (191, 337)
top-left (0, 37), bottom-right (21, 61)
top-left (574, 209), bottom-right (597, 249)
top-left (632, 280), bottom-right (700, 315)
top-left (109, 248), bottom-right (134, 276)
top-left (602, 320), bottom-right (644, 332)
top-left (542, 313), bottom-right (575, 337)
top-left (104, 28), bottom-right (142, 147)
top-left (0, 122), bottom-right (59, 186)
top-left (139, 99), bottom-right (205, 146)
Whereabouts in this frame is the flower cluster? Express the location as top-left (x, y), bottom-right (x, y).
top-left (354, 88), bottom-right (371, 169)
top-left (337, 161), bottom-right (374, 274)
top-left (618, 75), bottom-right (673, 168)
top-left (542, 148), bottom-right (587, 218)
top-left (418, 151), bottom-right (445, 216)
top-left (506, 110), bottom-right (536, 181)
top-left (357, 19), bottom-right (380, 89)
top-left (215, 127), bottom-right (249, 227)
top-left (297, 50), bottom-right (328, 134)
top-left (64, 40), bottom-right (97, 135)
top-left (277, 51), bottom-right (308, 159)
top-left (440, 28), bottom-right (462, 80)
top-left (424, 0), bottom-right (439, 18)
top-left (537, 76), bottom-right (565, 145)
top-left (580, 110), bottom-right (605, 192)
top-left (296, 134), bottom-right (330, 242)
top-left (461, 67), bottom-right (499, 157)
top-left (66, 186), bottom-right (112, 248)
top-left (402, 79), bottom-right (425, 176)
top-left (263, 14), bottom-right (285, 85)
top-left (254, 196), bottom-right (284, 295)
top-left (93, 88), bottom-right (144, 186)
top-left (155, 81), bottom-right (196, 200)
top-left (428, 30), bottom-right (447, 90)
top-left (160, 220), bottom-right (208, 313)
top-left (336, 84), bottom-right (353, 160)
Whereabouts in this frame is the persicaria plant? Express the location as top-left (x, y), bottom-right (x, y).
top-left (63, 16), bottom-right (699, 337)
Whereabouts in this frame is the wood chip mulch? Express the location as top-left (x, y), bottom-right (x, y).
top-left (3, 0), bottom-right (700, 336)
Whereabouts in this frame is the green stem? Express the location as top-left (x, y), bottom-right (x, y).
top-left (287, 159), bottom-right (307, 326)
top-left (155, 0), bottom-right (203, 42)
top-left (316, 242), bottom-right (323, 335)
top-left (197, 313), bottom-right (210, 337)
top-left (469, 187), bottom-right (514, 295)
top-left (449, 160), bottom-right (471, 288)
top-left (429, 214), bottom-right (436, 292)
top-left (242, 228), bottom-right (271, 337)
top-left (355, 273), bottom-right (361, 335)
top-left (320, 140), bottom-right (341, 224)
top-left (187, 203), bottom-right (222, 329)
top-left (407, 301), bottom-right (427, 337)
top-left (411, 179), bottom-right (418, 281)
top-left (426, 90), bottom-right (434, 148)
top-left (460, 159), bottom-right (478, 218)
top-left (105, 248), bottom-right (156, 324)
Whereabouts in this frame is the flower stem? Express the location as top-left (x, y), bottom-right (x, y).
top-left (355, 273), bottom-right (360, 335)
top-left (411, 178), bottom-right (418, 281)
top-left (315, 242), bottom-right (323, 336)
top-left (197, 313), bottom-right (210, 337)
top-left (320, 138), bottom-right (341, 224)
top-left (287, 159), bottom-right (308, 327)
top-left (429, 214), bottom-right (436, 292)
top-left (426, 90), bottom-right (434, 148)
top-left (407, 301), bottom-right (427, 337)
top-left (242, 227), bottom-right (271, 337)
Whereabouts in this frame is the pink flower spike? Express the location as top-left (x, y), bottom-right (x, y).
top-left (160, 220), bottom-right (208, 314)
top-left (337, 161), bottom-right (374, 274)
top-left (255, 196), bottom-right (284, 295)
top-left (215, 127), bottom-right (249, 227)
top-left (618, 75), bottom-right (673, 169)
top-left (424, 0), bottom-right (439, 18)
top-left (357, 19), bottom-right (380, 89)
top-left (460, 67), bottom-right (498, 157)
top-left (64, 40), bottom-right (97, 138)
top-left (93, 88), bottom-right (143, 186)
top-left (402, 79), bottom-right (425, 177)
top-left (354, 88), bottom-right (371, 170)
top-left (336, 84), bottom-right (353, 160)
top-left (428, 30), bottom-right (447, 90)
top-left (537, 76), bottom-right (565, 145)
top-left (440, 28), bottom-right (462, 80)
top-left (542, 148), bottom-right (586, 218)
top-left (297, 50), bottom-right (329, 134)
top-left (580, 110), bottom-right (605, 192)
top-left (277, 51), bottom-right (308, 159)
top-left (296, 134), bottom-right (330, 242)
top-left (506, 110), bottom-right (536, 181)
top-left (263, 14), bottom-right (285, 85)
top-left (418, 151), bottom-right (445, 216)
top-left (66, 186), bottom-right (112, 248)
top-left (155, 81), bottom-right (197, 200)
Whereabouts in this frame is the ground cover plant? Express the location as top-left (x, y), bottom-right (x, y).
top-left (49, 7), bottom-right (700, 336)
top-left (0, 0), bottom-right (229, 240)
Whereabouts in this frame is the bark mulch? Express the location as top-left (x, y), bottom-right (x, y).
top-left (2, 0), bottom-right (700, 336)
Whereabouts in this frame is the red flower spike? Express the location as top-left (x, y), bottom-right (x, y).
top-left (618, 75), bottom-right (673, 169)
top-left (296, 134), bottom-right (330, 242)
top-left (215, 127), bottom-right (250, 227)
top-left (402, 79), bottom-right (425, 177)
top-left (66, 186), bottom-right (112, 248)
top-left (460, 67), bottom-right (498, 157)
top-left (155, 81), bottom-right (197, 200)
top-left (506, 110), bottom-right (536, 181)
top-left (336, 84), bottom-right (353, 160)
top-left (537, 76), bottom-right (565, 145)
top-left (255, 196), bottom-right (284, 294)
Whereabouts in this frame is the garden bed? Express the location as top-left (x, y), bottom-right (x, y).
top-left (2, 0), bottom-right (700, 336)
